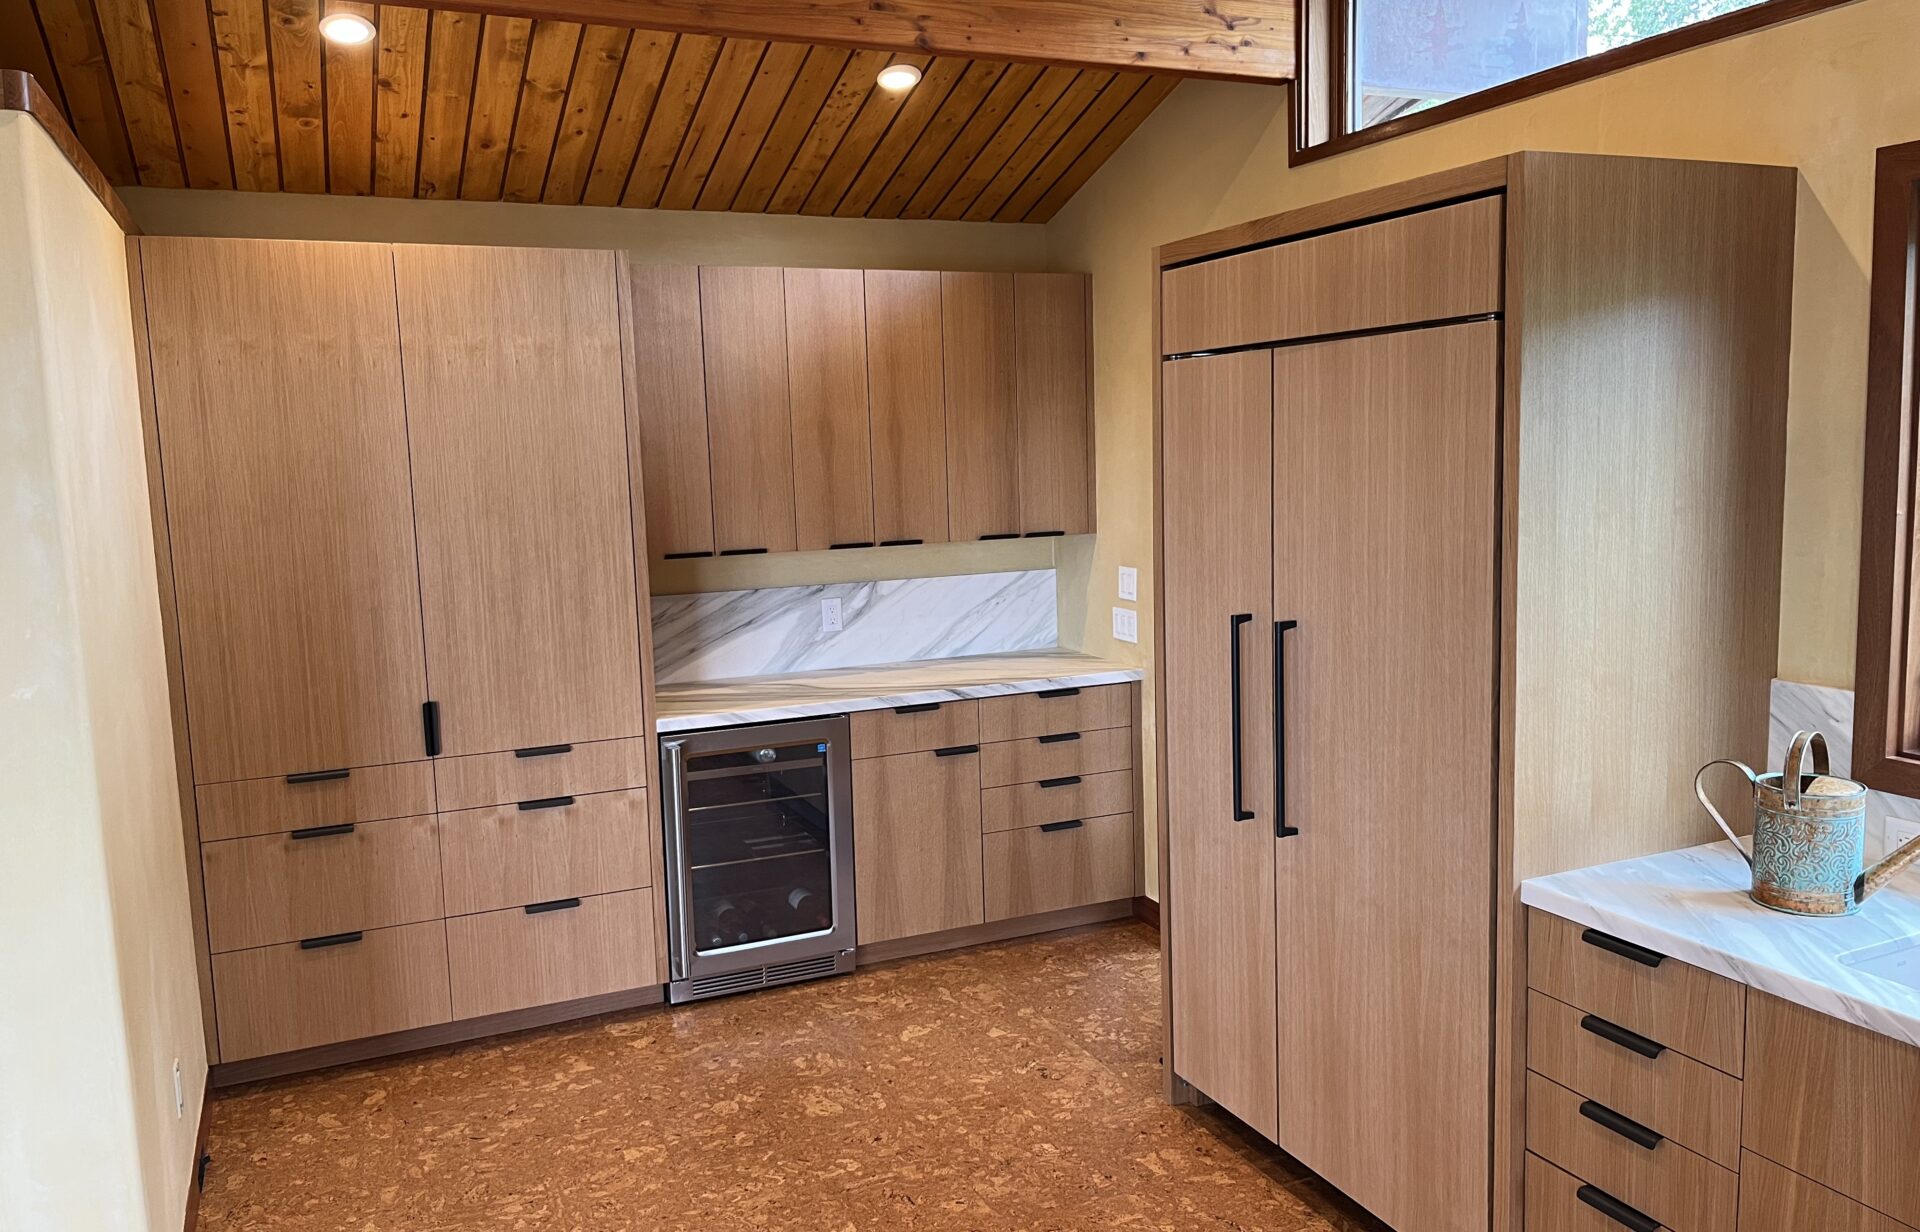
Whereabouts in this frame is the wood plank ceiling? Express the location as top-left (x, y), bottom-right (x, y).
top-left (1, 0), bottom-right (1179, 222)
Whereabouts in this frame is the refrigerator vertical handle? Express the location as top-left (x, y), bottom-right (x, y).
top-left (1274, 620), bottom-right (1299, 838)
top-left (662, 738), bottom-right (695, 982)
top-left (1229, 613), bottom-right (1254, 821)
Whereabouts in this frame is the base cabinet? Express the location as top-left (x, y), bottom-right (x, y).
top-left (852, 748), bottom-right (986, 945)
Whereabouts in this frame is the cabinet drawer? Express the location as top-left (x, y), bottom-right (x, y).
top-left (433, 737), bottom-right (649, 812)
top-left (212, 920), bottom-right (451, 1061)
top-left (983, 812), bottom-right (1133, 921)
top-left (1161, 196), bottom-right (1503, 354)
top-left (1526, 1153), bottom-right (1657, 1232)
top-left (1738, 1151), bottom-right (1918, 1232)
top-left (980, 726), bottom-right (1132, 788)
top-left (440, 788), bottom-right (652, 917)
top-left (978, 685), bottom-right (1129, 742)
top-left (1528, 910), bottom-right (1744, 1074)
top-left (982, 769), bottom-right (1131, 833)
top-left (445, 889), bottom-right (658, 1019)
top-left (201, 814), bottom-right (443, 953)
top-left (1527, 990), bottom-right (1741, 1168)
top-left (195, 761), bottom-right (436, 843)
top-left (850, 700), bottom-right (981, 758)
top-left (1526, 1070), bottom-right (1736, 1232)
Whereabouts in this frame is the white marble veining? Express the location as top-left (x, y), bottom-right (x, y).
top-left (652, 570), bottom-right (1056, 684)
top-left (1523, 842), bottom-right (1920, 1047)
top-left (654, 650), bottom-right (1141, 733)
top-left (1770, 677), bottom-right (1919, 863)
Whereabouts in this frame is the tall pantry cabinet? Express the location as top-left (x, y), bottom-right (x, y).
top-left (1156, 153), bottom-right (1795, 1232)
top-left (137, 238), bottom-right (661, 1076)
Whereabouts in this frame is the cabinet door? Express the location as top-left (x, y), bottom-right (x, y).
top-left (864, 270), bottom-right (950, 545)
top-left (627, 263), bottom-right (715, 559)
top-left (701, 266), bottom-right (797, 554)
top-left (1160, 350), bottom-right (1277, 1140)
top-left (394, 245), bottom-right (645, 756)
top-left (784, 268), bottom-right (875, 550)
top-left (1015, 273), bottom-right (1093, 536)
top-left (1270, 322), bottom-right (1498, 1232)
top-left (141, 237), bottom-right (429, 783)
top-left (941, 272), bottom-right (1021, 541)
top-left (852, 748), bottom-right (984, 944)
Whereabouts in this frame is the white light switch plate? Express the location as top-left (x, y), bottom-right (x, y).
top-left (819, 597), bottom-right (843, 633)
top-left (1117, 566), bottom-right (1138, 602)
top-left (1112, 606), bottom-right (1138, 644)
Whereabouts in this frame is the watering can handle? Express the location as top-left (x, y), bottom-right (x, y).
top-left (1782, 730), bottom-right (1831, 811)
top-left (1694, 759), bottom-right (1758, 867)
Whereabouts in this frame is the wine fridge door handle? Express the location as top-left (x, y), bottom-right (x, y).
top-left (1229, 613), bottom-right (1254, 822)
top-left (1274, 619), bottom-right (1298, 839)
top-left (662, 738), bottom-right (694, 982)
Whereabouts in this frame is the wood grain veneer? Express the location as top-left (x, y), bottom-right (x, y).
top-left (980, 770), bottom-right (1131, 833)
top-left (439, 789), bottom-right (652, 917)
top-left (1013, 272), bottom-right (1093, 535)
top-left (849, 700), bottom-right (981, 758)
top-left (863, 270), bottom-right (951, 545)
top-left (626, 263), bottom-right (715, 558)
top-left (1739, 1150), bottom-right (1918, 1232)
top-left (213, 920), bottom-right (452, 1061)
top-left (700, 265), bottom-right (798, 554)
top-left (201, 814), bottom-right (444, 953)
top-left (444, 889), bottom-right (658, 1020)
top-left (1523, 1153), bottom-right (1641, 1232)
top-left (977, 684), bottom-right (1130, 742)
top-left (193, 762), bottom-right (437, 843)
top-left (852, 748), bottom-right (985, 944)
top-left (982, 813), bottom-right (1133, 921)
top-left (784, 267), bottom-right (876, 551)
top-left (979, 726), bottom-right (1132, 788)
top-left (941, 272), bottom-right (1021, 541)
top-left (432, 738), bottom-right (649, 813)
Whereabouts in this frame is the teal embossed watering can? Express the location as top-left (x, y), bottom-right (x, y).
top-left (1695, 731), bottom-right (1920, 916)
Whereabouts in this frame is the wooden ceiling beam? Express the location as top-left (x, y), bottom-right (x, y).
top-left (421, 0), bottom-right (1296, 82)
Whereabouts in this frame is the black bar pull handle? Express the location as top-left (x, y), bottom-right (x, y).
top-left (1229, 613), bottom-right (1253, 821)
top-left (1037, 687), bottom-right (1081, 699)
top-left (978, 532), bottom-right (1021, 541)
top-left (515, 743), bottom-right (573, 759)
top-left (299, 931), bottom-right (363, 950)
top-left (893, 703), bottom-right (941, 715)
top-left (422, 701), bottom-right (441, 757)
top-left (518, 795), bottom-right (576, 812)
top-left (286, 767), bottom-right (350, 785)
top-left (664, 550), bottom-right (713, 560)
top-left (934, 744), bottom-right (979, 758)
top-left (1575, 1185), bottom-right (1662, 1232)
top-left (1039, 819), bottom-right (1084, 833)
top-left (1580, 1013), bottom-right (1667, 1059)
top-left (290, 823), bottom-right (356, 840)
top-left (879, 538), bottom-right (924, 547)
top-left (1578, 1099), bottom-right (1664, 1151)
top-left (1274, 619), bottom-right (1298, 838)
top-left (1038, 775), bottom-right (1082, 789)
top-left (1024, 529), bottom-right (1065, 538)
top-left (525, 897), bottom-right (582, 915)
top-left (719, 547), bottom-right (769, 556)
top-left (1581, 928), bottom-right (1666, 968)
top-left (1037, 731), bottom-right (1081, 745)
top-left (829, 541), bottom-right (875, 550)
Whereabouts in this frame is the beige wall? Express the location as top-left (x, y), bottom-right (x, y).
top-left (0, 115), bottom-right (207, 1231)
top-left (1048, 0), bottom-right (1915, 894)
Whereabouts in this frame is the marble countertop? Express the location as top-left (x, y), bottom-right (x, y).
top-left (1522, 842), bottom-right (1920, 1046)
top-left (653, 649), bottom-right (1143, 733)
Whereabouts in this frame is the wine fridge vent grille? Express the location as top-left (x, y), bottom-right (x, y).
top-left (686, 954), bottom-right (841, 999)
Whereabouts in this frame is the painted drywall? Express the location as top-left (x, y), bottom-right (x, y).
top-left (1047, 0), bottom-right (1914, 895)
top-left (0, 115), bottom-right (208, 1230)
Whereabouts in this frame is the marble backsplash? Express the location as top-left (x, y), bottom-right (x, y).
top-left (652, 570), bottom-right (1057, 684)
top-left (1770, 678), bottom-right (1916, 861)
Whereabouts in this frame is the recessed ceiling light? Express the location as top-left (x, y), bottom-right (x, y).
top-left (876, 63), bottom-right (922, 92)
top-left (318, 12), bottom-right (376, 45)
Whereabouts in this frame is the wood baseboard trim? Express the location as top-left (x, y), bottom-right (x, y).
top-left (856, 900), bottom-right (1134, 966)
top-left (181, 1072), bottom-right (212, 1231)
top-left (1131, 895), bottom-right (1160, 929)
top-left (210, 985), bottom-right (666, 1088)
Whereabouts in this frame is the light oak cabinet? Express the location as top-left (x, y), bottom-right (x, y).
top-left (700, 265), bottom-right (798, 555)
top-left (785, 268), bottom-right (876, 551)
top-left (852, 747), bottom-right (986, 944)
top-left (1158, 155), bottom-right (1796, 1232)
top-left (626, 263), bottom-right (714, 559)
top-left (942, 271), bottom-right (1023, 542)
top-left (864, 270), bottom-right (951, 546)
top-left (1013, 272), bottom-right (1094, 536)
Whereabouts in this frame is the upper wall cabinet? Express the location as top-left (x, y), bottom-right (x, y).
top-left (627, 263), bottom-right (1095, 560)
top-left (392, 246), bottom-right (646, 756)
top-left (142, 238), bottom-right (430, 784)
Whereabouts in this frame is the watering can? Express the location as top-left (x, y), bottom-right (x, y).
top-left (1695, 731), bottom-right (1920, 916)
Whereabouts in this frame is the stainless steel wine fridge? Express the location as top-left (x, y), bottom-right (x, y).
top-left (659, 716), bottom-right (856, 1003)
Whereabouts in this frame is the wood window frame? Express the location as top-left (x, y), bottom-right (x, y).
top-left (1854, 140), bottom-right (1920, 796)
top-left (1291, 0), bottom-right (1860, 166)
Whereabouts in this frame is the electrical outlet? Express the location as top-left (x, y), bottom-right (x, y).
top-left (173, 1059), bottom-right (184, 1118)
top-left (1117, 566), bottom-right (1138, 602)
top-left (1888, 815), bottom-right (1920, 852)
top-left (819, 597), bottom-right (843, 633)
top-left (1112, 606), bottom-right (1139, 644)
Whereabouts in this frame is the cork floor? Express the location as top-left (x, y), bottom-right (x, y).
top-left (200, 921), bottom-right (1388, 1231)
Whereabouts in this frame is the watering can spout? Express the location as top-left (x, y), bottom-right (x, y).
top-left (1858, 832), bottom-right (1920, 903)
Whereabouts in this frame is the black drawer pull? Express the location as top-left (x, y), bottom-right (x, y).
top-left (1039, 819), bottom-right (1084, 833)
top-left (978, 532), bottom-right (1021, 541)
top-left (720, 547), bottom-right (768, 556)
top-left (1024, 529), bottom-right (1065, 537)
top-left (934, 744), bottom-right (979, 758)
top-left (664, 550), bottom-right (713, 560)
top-left (1579, 1099), bottom-right (1663, 1151)
top-left (893, 703), bottom-right (941, 715)
top-left (1580, 1013), bottom-right (1666, 1059)
top-left (299, 931), bottom-right (363, 950)
top-left (1575, 1184), bottom-right (1661, 1232)
top-left (518, 795), bottom-right (576, 811)
top-left (514, 743), bottom-right (573, 759)
top-left (422, 700), bottom-right (441, 757)
top-left (1037, 731), bottom-right (1081, 745)
top-left (1581, 927), bottom-right (1666, 968)
top-left (1038, 775), bottom-right (1082, 789)
top-left (285, 768), bottom-right (350, 785)
top-left (290, 823), bottom-right (355, 840)
top-left (829, 541), bottom-right (875, 550)
top-left (879, 538), bottom-right (923, 547)
top-left (524, 897), bottom-right (582, 915)
top-left (1037, 687), bottom-right (1081, 699)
